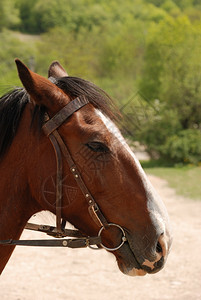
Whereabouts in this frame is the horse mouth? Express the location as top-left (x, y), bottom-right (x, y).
top-left (114, 236), bottom-right (165, 277)
top-left (117, 257), bottom-right (148, 276)
top-left (114, 242), bottom-right (148, 276)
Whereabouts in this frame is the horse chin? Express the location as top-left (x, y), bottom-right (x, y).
top-left (113, 238), bottom-right (162, 276)
top-left (117, 260), bottom-right (147, 277)
top-left (114, 244), bottom-right (148, 277)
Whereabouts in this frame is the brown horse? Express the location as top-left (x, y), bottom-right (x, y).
top-left (0, 59), bottom-right (172, 276)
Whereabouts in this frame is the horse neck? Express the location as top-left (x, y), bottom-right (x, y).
top-left (0, 105), bottom-right (39, 274)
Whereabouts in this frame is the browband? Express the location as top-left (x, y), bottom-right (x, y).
top-left (43, 97), bottom-right (89, 136)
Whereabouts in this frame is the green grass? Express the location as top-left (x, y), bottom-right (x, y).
top-left (141, 162), bottom-right (201, 200)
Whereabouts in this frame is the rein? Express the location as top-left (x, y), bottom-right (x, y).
top-left (0, 97), bottom-right (127, 251)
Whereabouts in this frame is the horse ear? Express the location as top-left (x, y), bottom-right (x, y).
top-left (48, 61), bottom-right (68, 78)
top-left (15, 59), bottom-right (69, 111)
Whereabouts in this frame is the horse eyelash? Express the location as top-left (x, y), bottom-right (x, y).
top-left (85, 141), bottom-right (110, 153)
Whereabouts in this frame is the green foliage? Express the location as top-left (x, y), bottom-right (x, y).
top-left (161, 0), bottom-right (181, 15)
top-left (138, 107), bottom-right (182, 158)
top-left (15, 0), bottom-right (37, 33)
top-left (16, 0), bottom-right (112, 33)
top-left (0, 0), bottom-right (20, 30)
top-left (35, 27), bottom-right (101, 79)
top-left (0, 30), bottom-right (36, 88)
top-left (138, 15), bottom-right (201, 163)
top-left (162, 129), bottom-right (201, 164)
top-left (1, 0), bottom-right (201, 164)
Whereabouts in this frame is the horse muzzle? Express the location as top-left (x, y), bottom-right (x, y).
top-left (114, 230), bottom-right (172, 276)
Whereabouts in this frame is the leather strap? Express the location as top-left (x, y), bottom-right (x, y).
top-left (48, 133), bottom-right (63, 234)
top-left (0, 236), bottom-right (101, 248)
top-left (43, 96), bottom-right (108, 230)
top-left (25, 222), bottom-right (86, 238)
top-left (51, 129), bottom-right (109, 229)
top-left (0, 222), bottom-right (102, 248)
top-left (43, 97), bottom-right (89, 136)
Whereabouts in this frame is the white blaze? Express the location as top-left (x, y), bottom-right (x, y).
top-left (95, 110), bottom-right (170, 267)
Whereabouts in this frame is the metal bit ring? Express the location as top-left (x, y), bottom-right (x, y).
top-left (98, 223), bottom-right (127, 251)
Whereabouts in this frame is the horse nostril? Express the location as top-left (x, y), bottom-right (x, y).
top-left (156, 241), bottom-right (163, 253)
top-left (156, 233), bottom-right (168, 258)
top-left (141, 233), bottom-right (168, 272)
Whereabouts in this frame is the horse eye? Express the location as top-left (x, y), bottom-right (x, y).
top-left (86, 142), bottom-right (109, 153)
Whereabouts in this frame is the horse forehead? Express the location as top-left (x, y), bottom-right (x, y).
top-left (95, 109), bottom-right (155, 193)
top-left (95, 109), bottom-right (146, 173)
top-left (95, 109), bottom-right (125, 144)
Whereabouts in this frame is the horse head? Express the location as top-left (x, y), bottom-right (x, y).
top-left (0, 59), bottom-right (172, 276)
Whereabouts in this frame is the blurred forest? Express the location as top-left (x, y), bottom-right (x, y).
top-left (0, 0), bottom-right (201, 164)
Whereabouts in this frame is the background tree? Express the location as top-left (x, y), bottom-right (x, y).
top-left (1, 0), bottom-right (201, 164)
top-left (0, 0), bottom-right (20, 31)
top-left (138, 16), bottom-right (201, 163)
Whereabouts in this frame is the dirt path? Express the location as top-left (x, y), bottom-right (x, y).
top-left (1, 175), bottom-right (201, 300)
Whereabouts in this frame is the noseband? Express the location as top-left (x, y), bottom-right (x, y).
top-left (0, 97), bottom-right (127, 251)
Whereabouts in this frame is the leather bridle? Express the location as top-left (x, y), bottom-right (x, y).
top-left (0, 97), bottom-right (127, 251)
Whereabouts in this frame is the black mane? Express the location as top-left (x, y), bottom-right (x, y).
top-left (0, 77), bottom-right (116, 158)
top-left (0, 88), bottom-right (29, 158)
